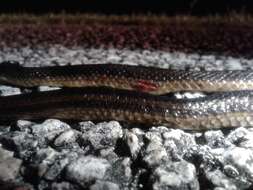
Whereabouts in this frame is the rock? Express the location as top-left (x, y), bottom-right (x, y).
top-left (221, 147), bottom-right (253, 186)
top-left (51, 182), bottom-right (74, 190)
top-left (34, 147), bottom-right (59, 165)
top-left (0, 85), bottom-right (21, 96)
top-left (13, 120), bottom-right (34, 133)
top-left (204, 130), bottom-right (228, 148)
top-left (42, 150), bottom-right (81, 181)
top-left (44, 157), bottom-right (70, 181)
top-left (0, 131), bottom-right (39, 160)
top-left (90, 180), bottom-right (119, 190)
top-left (81, 121), bottom-right (123, 150)
top-left (162, 129), bottom-right (196, 160)
top-left (151, 160), bottom-right (199, 190)
top-left (31, 119), bottom-right (71, 142)
top-left (76, 121), bottom-right (95, 133)
top-left (106, 54), bottom-right (122, 64)
top-left (184, 144), bottom-right (220, 172)
top-left (142, 127), bottom-right (195, 166)
top-left (33, 147), bottom-right (60, 178)
top-left (38, 86), bottom-right (61, 92)
top-left (0, 157), bottom-right (22, 181)
top-left (65, 156), bottom-right (110, 187)
top-left (226, 127), bottom-right (253, 148)
top-left (123, 128), bottom-right (144, 159)
top-left (0, 146), bottom-right (14, 160)
top-left (53, 129), bottom-right (81, 148)
top-left (224, 58), bottom-right (243, 70)
top-left (206, 169), bottom-right (239, 190)
top-left (99, 147), bottom-right (119, 163)
top-left (202, 145), bottom-right (253, 190)
top-left (106, 157), bottom-right (132, 187)
top-left (0, 145), bottom-right (23, 182)
top-left (0, 125), bottom-right (10, 135)
top-left (0, 182), bottom-right (33, 190)
top-left (143, 130), bottom-right (169, 167)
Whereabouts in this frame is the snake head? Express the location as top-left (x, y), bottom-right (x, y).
top-left (0, 61), bottom-right (21, 83)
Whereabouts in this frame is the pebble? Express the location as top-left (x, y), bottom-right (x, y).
top-left (76, 121), bottom-right (95, 133)
top-left (226, 127), bottom-right (253, 148)
top-left (204, 130), bottom-right (228, 148)
top-left (0, 157), bottom-right (22, 181)
top-left (151, 160), bottom-right (199, 190)
top-left (107, 157), bottom-right (132, 185)
top-left (14, 120), bottom-right (35, 133)
top-left (206, 169), bottom-right (238, 190)
top-left (123, 128), bottom-right (144, 159)
top-left (0, 85), bottom-right (21, 96)
top-left (65, 156), bottom-right (110, 187)
top-left (81, 121), bottom-right (123, 150)
top-left (53, 129), bottom-right (80, 148)
top-left (222, 147), bottom-right (253, 183)
top-left (0, 131), bottom-right (39, 160)
top-left (143, 134), bottom-right (169, 167)
top-left (31, 119), bottom-right (71, 141)
top-left (90, 180), bottom-right (120, 190)
top-left (162, 129), bottom-right (196, 159)
top-left (0, 146), bottom-right (22, 182)
top-left (0, 146), bottom-right (14, 160)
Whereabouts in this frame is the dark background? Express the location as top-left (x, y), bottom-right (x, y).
top-left (0, 0), bottom-right (252, 15)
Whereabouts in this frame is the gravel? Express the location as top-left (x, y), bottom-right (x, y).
top-left (65, 156), bottom-right (111, 187)
top-left (1, 119), bottom-right (253, 189)
top-left (1, 45), bottom-right (253, 190)
top-left (0, 45), bottom-right (252, 70)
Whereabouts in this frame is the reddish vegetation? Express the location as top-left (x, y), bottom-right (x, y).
top-left (0, 14), bottom-right (253, 57)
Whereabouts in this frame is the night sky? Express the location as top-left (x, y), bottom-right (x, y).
top-left (0, 0), bottom-right (252, 15)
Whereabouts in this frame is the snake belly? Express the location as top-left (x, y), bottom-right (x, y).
top-left (1, 63), bottom-right (253, 94)
top-left (0, 87), bottom-right (253, 130)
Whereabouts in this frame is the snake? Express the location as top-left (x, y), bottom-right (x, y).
top-left (1, 62), bottom-right (253, 130)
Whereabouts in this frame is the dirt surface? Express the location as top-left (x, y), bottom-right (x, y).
top-left (0, 14), bottom-right (253, 57)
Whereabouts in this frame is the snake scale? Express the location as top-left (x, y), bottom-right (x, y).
top-left (1, 62), bottom-right (253, 130)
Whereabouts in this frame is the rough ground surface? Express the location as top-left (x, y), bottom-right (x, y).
top-left (1, 46), bottom-right (253, 190)
top-left (1, 18), bottom-right (253, 57)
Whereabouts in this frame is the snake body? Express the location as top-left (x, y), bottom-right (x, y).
top-left (1, 63), bottom-right (253, 94)
top-left (1, 62), bottom-right (253, 130)
top-left (1, 87), bottom-right (253, 130)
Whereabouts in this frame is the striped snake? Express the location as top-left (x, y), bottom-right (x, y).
top-left (1, 62), bottom-right (253, 130)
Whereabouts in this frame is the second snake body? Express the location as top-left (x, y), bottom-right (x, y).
top-left (0, 87), bottom-right (253, 130)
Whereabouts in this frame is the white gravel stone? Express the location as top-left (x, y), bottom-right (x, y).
top-left (0, 146), bottom-right (14, 160)
top-left (81, 121), bottom-right (123, 150)
top-left (124, 128), bottom-right (144, 159)
top-left (0, 85), bottom-right (21, 96)
top-left (222, 147), bottom-right (253, 180)
top-left (0, 157), bottom-right (22, 181)
top-left (206, 169), bottom-right (238, 190)
top-left (0, 45), bottom-right (252, 70)
top-left (90, 180), bottom-right (120, 190)
top-left (152, 160), bottom-right (199, 190)
top-left (31, 119), bottom-right (71, 141)
top-left (65, 156), bottom-right (110, 187)
top-left (54, 129), bottom-right (80, 147)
